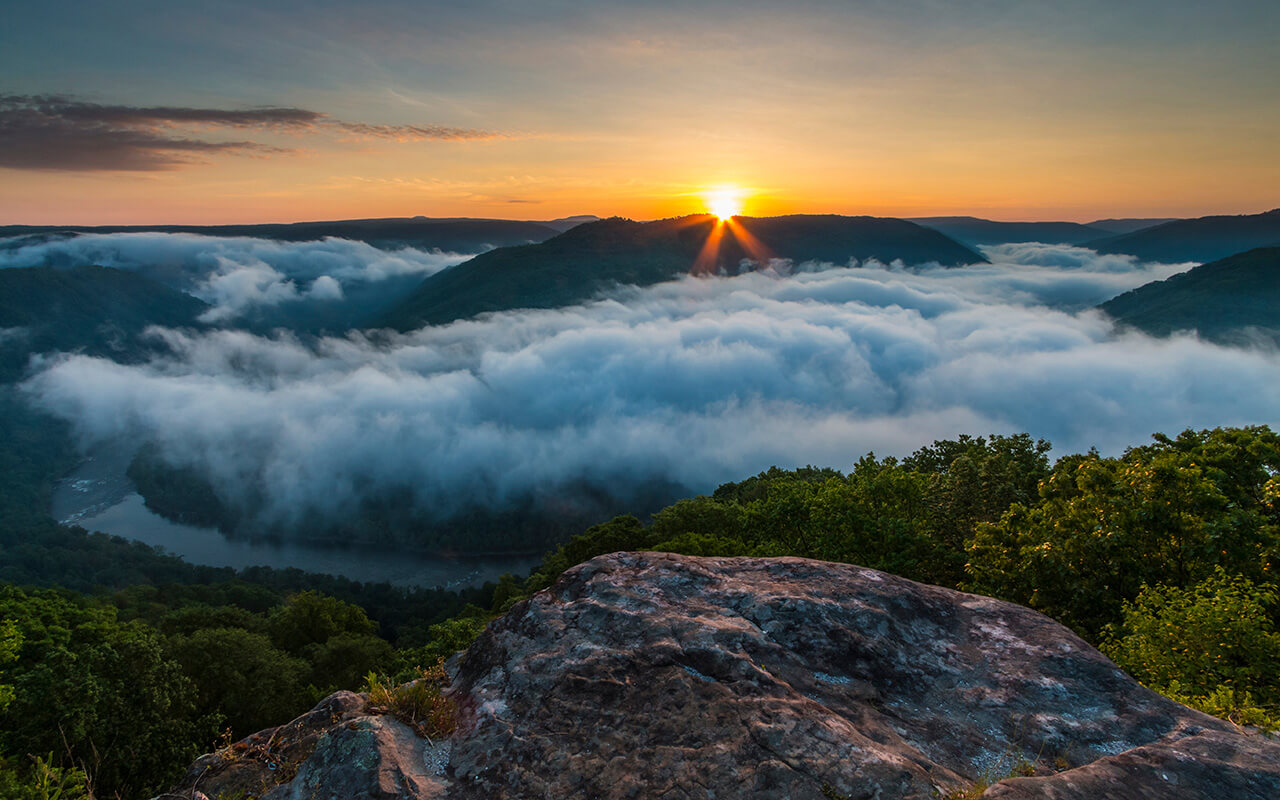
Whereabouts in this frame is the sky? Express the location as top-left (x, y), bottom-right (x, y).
top-left (2, 0), bottom-right (1278, 224)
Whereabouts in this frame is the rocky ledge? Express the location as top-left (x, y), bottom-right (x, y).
top-left (167, 552), bottom-right (1280, 799)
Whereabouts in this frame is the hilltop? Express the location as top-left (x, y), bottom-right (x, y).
top-left (1099, 246), bottom-right (1280, 343)
top-left (909, 215), bottom-right (1111, 246)
top-left (1087, 209), bottom-right (1280, 263)
top-left (381, 214), bottom-right (985, 329)
top-left (0, 216), bottom-right (569, 254)
top-left (1086, 217), bottom-right (1180, 235)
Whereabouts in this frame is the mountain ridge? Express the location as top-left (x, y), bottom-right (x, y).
top-left (1099, 246), bottom-right (1280, 343)
top-left (908, 215), bottom-right (1111, 246)
top-left (380, 213), bottom-right (986, 330)
top-left (0, 217), bottom-right (565, 255)
top-left (1086, 208), bottom-right (1280, 263)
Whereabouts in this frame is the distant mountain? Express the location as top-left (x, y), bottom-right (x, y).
top-left (1086, 218), bottom-right (1180, 235)
top-left (536, 215), bottom-right (603, 232)
top-left (0, 265), bottom-right (209, 381)
top-left (1098, 247), bottom-right (1280, 343)
top-left (0, 217), bottom-right (562, 254)
top-left (908, 216), bottom-right (1111, 246)
top-left (1087, 209), bottom-right (1280, 263)
top-left (380, 214), bottom-right (986, 329)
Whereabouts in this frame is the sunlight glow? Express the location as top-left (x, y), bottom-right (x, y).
top-left (705, 188), bottom-right (744, 220)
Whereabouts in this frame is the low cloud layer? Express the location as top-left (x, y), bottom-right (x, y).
top-left (0, 232), bottom-right (469, 322)
top-left (0, 95), bottom-right (501, 171)
top-left (22, 242), bottom-right (1278, 542)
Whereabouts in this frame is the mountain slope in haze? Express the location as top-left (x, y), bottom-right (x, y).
top-left (1099, 246), bottom-right (1280, 343)
top-left (1087, 209), bottom-right (1280, 263)
top-left (1086, 217), bottom-right (1180, 235)
top-left (381, 214), bottom-right (986, 329)
top-left (0, 217), bottom-right (563, 254)
top-left (535, 215), bottom-right (603, 232)
top-left (0, 265), bottom-right (209, 380)
top-left (909, 216), bottom-right (1110, 246)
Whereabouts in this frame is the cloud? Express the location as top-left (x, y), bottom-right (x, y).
top-left (0, 232), bottom-right (470, 321)
top-left (20, 242), bottom-right (1279, 547)
top-left (0, 95), bottom-right (501, 171)
top-left (334, 121), bottom-right (502, 142)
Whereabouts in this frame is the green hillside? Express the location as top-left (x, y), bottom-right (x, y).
top-left (1099, 247), bottom-right (1280, 343)
top-left (381, 214), bottom-right (986, 330)
top-left (909, 216), bottom-right (1110, 245)
top-left (0, 265), bottom-right (209, 380)
top-left (1088, 209), bottom-right (1280, 263)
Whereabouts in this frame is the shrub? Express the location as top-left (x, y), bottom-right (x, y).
top-left (364, 658), bottom-right (456, 739)
top-left (1103, 568), bottom-right (1280, 728)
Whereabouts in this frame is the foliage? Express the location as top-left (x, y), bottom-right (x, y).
top-left (0, 618), bottom-right (18, 710)
top-left (0, 754), bottom-right (89, 800)
top-left (1103, 569), bottom-right (1280, 728)
top-left (267, 591), bottom-right (378, 654)
top-left (0, 586), bottom-right (212, 799)
top-left (306, 631), bottom-right (395, 692)
top-left (1159, 683), bottom-right (1279, 731)
top-left (398, 613), bottom-right (491, 678)
top-left (363, 659), bottom-right (456, 739)
top-left (524, 514), bottom-right (653, 593)
top-left (166, 627), bottom-right (313, 737)
top-left (968, 427), bottom-right (1280, 636)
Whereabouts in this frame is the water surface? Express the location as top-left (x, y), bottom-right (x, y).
top-left (52, 444), bottom-right (541, 589)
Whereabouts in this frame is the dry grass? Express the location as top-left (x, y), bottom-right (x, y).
top-left (364, 658), bottom-right (457, 739)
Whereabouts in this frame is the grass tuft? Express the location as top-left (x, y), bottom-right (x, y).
top-left (363, 658), bottom-right (457, 739)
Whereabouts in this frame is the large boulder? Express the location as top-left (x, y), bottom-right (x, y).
top-left (167, 553), bottom-right (1280, 799)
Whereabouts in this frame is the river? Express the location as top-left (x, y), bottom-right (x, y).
top-left (50, 443), bottom-right (542, 589)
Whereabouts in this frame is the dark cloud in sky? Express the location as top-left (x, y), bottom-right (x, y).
top-left (0, 95), bottom-right (500, 171)
top-left (335, 121), bottom-right (503, 142)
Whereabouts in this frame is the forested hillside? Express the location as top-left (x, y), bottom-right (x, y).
top-left (0, 265), bottom-right (208, 381)
top-left (1100, 246), bottom-right (1280, 343)
top-left (1087, 208), bottom-right (1280, 263)
top-left (3, 425), bottom-right (1277, 797)
top-left (381, 214), bottom-right (985, 329)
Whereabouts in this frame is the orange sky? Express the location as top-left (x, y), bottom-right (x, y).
top-left (3, 1), bottom-right (1277, 224)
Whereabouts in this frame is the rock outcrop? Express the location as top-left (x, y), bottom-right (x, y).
top-left (167, 553), bottom-right (1280, 799)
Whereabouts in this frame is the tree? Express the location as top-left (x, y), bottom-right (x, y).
top-left (307, 632), bottom-right (395, 692)
top-left (167, 627), bottom-right (312, 736)
top-left (0, 587), bottom-right (209, 799)
top-left (1103, 569), bottom-right (1280, 727)
top-left (0, 619), bottom-right (17, 710)
top-left (267, 591), bottom-right (378, 654)
top-left (967, 428), bottom-right (1280, 636)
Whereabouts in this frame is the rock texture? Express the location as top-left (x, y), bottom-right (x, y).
top-left (166, 553), bottom-right (1280, 800)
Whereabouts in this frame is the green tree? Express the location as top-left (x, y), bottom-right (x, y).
top-left (267, 591), bottom-right (378, 654)
top-left (0, 586), bottom-right (209, 799)
top-left (1103, 569), bottom-right (1280, 727)
top-left (166, 627), bottom-right (313, 736)
top-left (307, 631), bottom-right (395, 692)
top-left (0, 618), bottom-right (18, 710)
top-left (968, 428), bottom-right (1280, 636)
top-left (525, 514), bottom-right (651, 593)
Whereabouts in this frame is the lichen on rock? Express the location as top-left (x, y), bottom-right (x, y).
top-left (166, 553), bottom-right (1280, 800)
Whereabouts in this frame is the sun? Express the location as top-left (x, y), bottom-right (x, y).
top-left (705, 188), bottom-right (743, 221)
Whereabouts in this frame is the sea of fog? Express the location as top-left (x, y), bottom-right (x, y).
top-left (12, 235), bottom-right (1280, 578)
